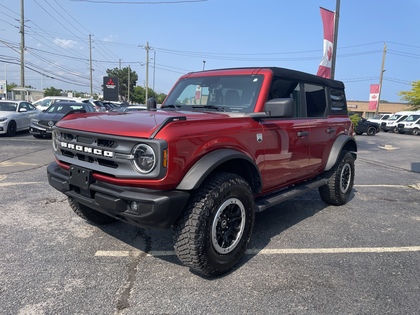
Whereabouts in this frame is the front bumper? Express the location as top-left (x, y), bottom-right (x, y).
top-left (47, 161), bottom-right (190, 229)
top-left (29, 123), bottom-right (52, 136)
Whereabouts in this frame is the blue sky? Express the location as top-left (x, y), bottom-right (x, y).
top-left (1, 0), bottom-right (419, 102)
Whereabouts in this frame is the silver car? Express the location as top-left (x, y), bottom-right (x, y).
top-left (0, 100), bottom-right (38, 136)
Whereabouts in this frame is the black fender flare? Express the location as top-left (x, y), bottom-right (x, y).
top-left (325, 135), bottom-right (357, 171)
top-left (176, 148), bottom-right (261, 191)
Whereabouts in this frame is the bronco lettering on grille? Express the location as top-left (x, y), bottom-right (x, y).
top-left (60, 142), bottom-right (114, 157)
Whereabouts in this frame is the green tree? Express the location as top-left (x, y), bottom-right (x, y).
top-left (44, 86), bottom-right (63, 96)
top-left (399, 80), bottom-right (420, 110)
top-left (106, 67), bottom-right (138, 101)
top-left (7, 82), bottom-right (18, 91)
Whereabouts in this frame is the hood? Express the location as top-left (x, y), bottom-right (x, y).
top-left (55, 110), bottom-right (230, 138)
top-left (37, 112), bottom-right (66, 122)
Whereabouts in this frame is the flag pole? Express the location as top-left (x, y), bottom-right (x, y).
top-left (330, 0), bottom-right (340, 80)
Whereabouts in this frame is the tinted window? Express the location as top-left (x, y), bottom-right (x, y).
top-left (305, 84), bottom-right (326, 118)
top-left (268, 79), bottom-right (303, 117)
top-left (330, 89), bottom-right (347, 115)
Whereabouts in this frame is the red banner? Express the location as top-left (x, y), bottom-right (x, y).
top-left (316, 7), bottom-right (335, 79)
top-left (369, 84), bottom-right (380, 110)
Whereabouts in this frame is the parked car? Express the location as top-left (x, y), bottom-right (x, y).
top-left (29, 102), bottom-right (95, 138)
top-left (47, 66), bottom-right (357, 277)
top-left (354, 117), bottom-right (380, 136)
top-left (380, 111), bottom-right (417, 133)
top-left (367, 113), bottom-right (391, 125)
top-left (0, 100), bottom-right (38, 136)
top-left (396, 113), bottom-right (420, 134)
top-left (32, 96), bottom-right (80, 111)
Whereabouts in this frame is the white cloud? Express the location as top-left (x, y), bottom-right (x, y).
top-left (54, 38), bottom-right (78, 49)
top-left (102, 35), bottom-right (116, 42)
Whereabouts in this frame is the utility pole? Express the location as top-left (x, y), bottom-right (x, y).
top-left (375, 42), bottom-right (387, 116)
top-left (153, 50), bottom-right (156, 92)
top-left (127, 65), bottom-right (130, 103)
top-left (89, 34), bottom-right (93, 97)
top-left (330, 0), bottom-right (340, 79)
top-left (145, 42), bottom-right (150, 104)
top-left (20, 0), bottom-right (25, 87)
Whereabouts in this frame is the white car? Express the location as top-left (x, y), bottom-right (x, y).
top-left (0, 100), bottom-right (38, 136)
top-left (33, 96), bottom-right (79, 111)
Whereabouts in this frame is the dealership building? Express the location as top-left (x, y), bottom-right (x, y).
top-left (347, 101), bottom-right (412, 118)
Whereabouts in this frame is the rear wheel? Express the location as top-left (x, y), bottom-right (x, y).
top-left (173, 172), bottom-right (255, 277)
top-left (319, 151), bottom-right (355, 206)
top-left (6, 120), bottom-right (17, 136)
top-left (68, 197), bottom-right (116, 224)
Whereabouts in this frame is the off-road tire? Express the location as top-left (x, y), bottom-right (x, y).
top-left (366, 126), bottom-right (376, 136)
top-left (173, 172), bottom-right (255, 277)
top-left (68, 197), bottom-right (116, 224)
top-left (6, 120), bottom-right (17, 136)
top-left (319, 151), bottom-right (355, 206)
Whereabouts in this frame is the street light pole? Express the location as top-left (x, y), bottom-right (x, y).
top-left (202, 60), bottom-right (206, 71)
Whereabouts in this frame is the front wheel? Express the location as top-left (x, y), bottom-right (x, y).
top-left (319, 151), bottom-right (355, 206)
top-left (412, 128), bottom-right (419, 136)
top-left (6, 120), bottom-right (17, 136)
top-left (68, 197), bottom-right (116, 224)
top-left (366, 126), bottom-right (377, 136)
top-left (173, 172), bottom-right (255, 277)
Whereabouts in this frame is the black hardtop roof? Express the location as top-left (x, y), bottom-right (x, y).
top-left (196, 67), bottom-right (345, 90)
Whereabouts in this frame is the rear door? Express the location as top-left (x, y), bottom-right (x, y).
top-left (305, 85), bottom-right (349, 174)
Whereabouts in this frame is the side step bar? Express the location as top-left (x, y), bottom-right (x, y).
top-left (254, 177), bottom-right (328, 212)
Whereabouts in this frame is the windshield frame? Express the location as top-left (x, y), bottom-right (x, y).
top-left (162, 74), bottom-right (264, 113)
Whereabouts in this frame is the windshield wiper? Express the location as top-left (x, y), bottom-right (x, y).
top-left (161, 104), bottom-right (181, 110)
top-left (192, 105), bottom-right (225, 112)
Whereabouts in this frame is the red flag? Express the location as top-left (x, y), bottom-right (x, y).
top-left (317, 7), bottom-right (335, 78)
top-left (369, 84), bottom-right (380, 110)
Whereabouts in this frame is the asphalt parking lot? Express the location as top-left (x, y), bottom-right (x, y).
top-left (1, 131), bottom-right (419, 315)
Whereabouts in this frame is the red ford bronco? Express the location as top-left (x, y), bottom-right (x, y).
top-left (47, 67), bottom-right (357, 276)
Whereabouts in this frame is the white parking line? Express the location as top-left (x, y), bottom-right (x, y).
top-left (95, 246), bottom-right (420, 258)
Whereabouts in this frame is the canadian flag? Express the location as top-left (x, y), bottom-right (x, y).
top-left (317, 7), bottom-right (335, 79)
top-left (369, 84), bottom-right (380, 110)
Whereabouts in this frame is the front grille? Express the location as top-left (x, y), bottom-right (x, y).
top-left (39, 120), bottom-right (54, 127)
top-left (53, 127), bottom-right (167, 179)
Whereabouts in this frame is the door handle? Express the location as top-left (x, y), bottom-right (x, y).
top-left (326, 128), bottom-right (335, 134)
top-left (297, 131), bottom-right (309, 137)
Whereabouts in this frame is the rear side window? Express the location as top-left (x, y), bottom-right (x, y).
top-left (305, 84), bottom-right (326, 117)
top-left (329, 89), bottom-right (347, 115)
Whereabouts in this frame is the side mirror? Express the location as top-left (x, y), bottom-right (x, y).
top-left (147, 97), bottom-right (157, 110)
top-left (19, 108), bottom-right (28, 113)
top-left (264, 98), bottom-right (294, 118)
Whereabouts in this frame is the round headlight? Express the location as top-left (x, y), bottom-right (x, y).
top-left (132, 144), bottom-right (156, 174)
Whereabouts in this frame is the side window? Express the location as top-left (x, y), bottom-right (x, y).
top-left (304, 84), bottom-right (327, 118)
top-left (269, 79), bottom-right (303, 118)
top-left (330, 89), bottom-right (347, 115)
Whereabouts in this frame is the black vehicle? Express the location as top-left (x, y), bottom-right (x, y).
top-left (29, 102), bottom-right (95, 138)
top-left (355, 117), bottom-right (380, 136)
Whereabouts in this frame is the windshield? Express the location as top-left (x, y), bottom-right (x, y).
top-left (46, 103), bottom-right (86, 114)
top-left (162, 74), bottom-right (263, 113)
top-left (388, 114), bottom-right (402, 121)
top-left (406, 114), bottom-right (420, 122)
top-left (0, 102), bottom-right (17, 112)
